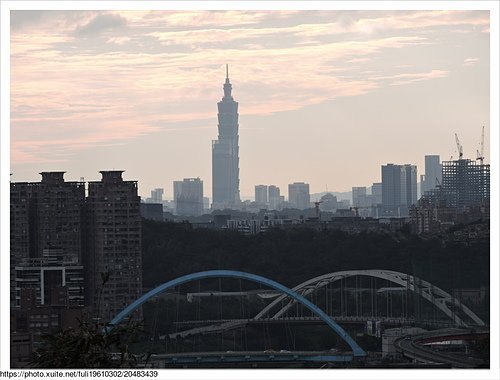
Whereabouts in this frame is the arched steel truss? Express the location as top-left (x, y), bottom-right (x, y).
top-left (254, 269), bottom-right (485, 327)
top-left (109, 270), bottom-right (366, 357)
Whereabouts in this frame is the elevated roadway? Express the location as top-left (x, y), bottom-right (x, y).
top-left (169, 316), bottom-right (455, 339)
top-left (394, 328), bottom-right (488, 368)
top-left (150, 350), bottom-right (357, 368)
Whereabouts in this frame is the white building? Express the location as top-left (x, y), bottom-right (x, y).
top-left (421, 155), bottom-right (442, 197)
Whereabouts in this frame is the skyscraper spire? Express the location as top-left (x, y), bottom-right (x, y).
top-left (223, 64), bottom-right (232, 98)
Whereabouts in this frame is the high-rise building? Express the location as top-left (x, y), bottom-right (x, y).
top-left (403, 164), bottom-right (418, 207)
top-left (352, 187), bottom-right (368, 207)
top-left (421, 155), bottom-right (442, 196)
top-left (212, 65), bottom-right (240, 209)
top-left (371, 182), bottom-right (382, 205)
top-left (10, 172), bottom-right (86, 307)
top-left (86, 171), bottom-right (142, 321)
top-left (255, 185), bottom-right (268, 206)
top-left (288, 182), bottom-right (310, 210)
top-left (381, 164), bottom-right (417, 217)
top-left (150, 188), bottom-right (164, 204)
top-left (382, 164), bottom-right (405, 213)
top-left (15, 249), bottom-right (84, 308)
top-left (174, 177), bottom-right (204, 216)
top-left (441, 158), bottom-right (490, 208)
top-left (268, 185), bottom-right (281, 210)
top-left (203, 197), bottom-right (210, 210)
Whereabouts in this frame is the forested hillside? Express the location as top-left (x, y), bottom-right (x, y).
top-left (142, 220), bottom-right (489, 292)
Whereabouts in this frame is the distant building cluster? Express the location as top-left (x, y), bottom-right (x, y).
top-left (135, 69), bottom-right (490, 237)
top-left (410, 157), bottom-right (490, 234)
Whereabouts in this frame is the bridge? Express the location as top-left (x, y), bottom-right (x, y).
top-left (168, 316), bottom-right (457, 339)
top-left (110, 269), bottom-right (486, 368)
top-left (254, 269), bottom-right (484, 327)
top-left (150, 350), bottom-right (356, 368)
top-left (394, 327), bottom-right (489, 368)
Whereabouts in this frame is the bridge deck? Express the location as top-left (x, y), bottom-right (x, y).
top-left (151, 350), bottom-right (355, 366)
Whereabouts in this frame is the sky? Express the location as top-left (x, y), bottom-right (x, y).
top-left (10, 9), bottom-right (491, 199)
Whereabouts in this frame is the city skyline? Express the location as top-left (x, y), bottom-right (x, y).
top-left (3, 2), bottom-right (499, 373)
top-left (9, 9), bottom-right (490, 199)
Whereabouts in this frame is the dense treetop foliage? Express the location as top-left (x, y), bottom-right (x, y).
top-left (142, 220), bottom-right (489, 292)
top-left (31, 317), bottom-right (145, 368)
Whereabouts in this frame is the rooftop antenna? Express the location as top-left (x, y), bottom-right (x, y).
top-left (226, 64), bottom-right (229, 79)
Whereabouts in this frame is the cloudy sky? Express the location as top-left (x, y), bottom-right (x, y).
top-left (10, 9), bottom-right (490, 199)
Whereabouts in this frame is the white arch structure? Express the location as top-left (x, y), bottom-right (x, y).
top-left (254, 269), bottom-right (485, 327)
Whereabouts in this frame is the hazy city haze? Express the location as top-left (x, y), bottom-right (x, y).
top-left (10, 10), bottom-right (490, 198)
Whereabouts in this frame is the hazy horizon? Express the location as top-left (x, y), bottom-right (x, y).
top-left (10, 10), bottom-right (490, 198)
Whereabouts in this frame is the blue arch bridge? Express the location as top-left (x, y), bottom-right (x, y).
top-left (109, 270), bottom-right (485, 367)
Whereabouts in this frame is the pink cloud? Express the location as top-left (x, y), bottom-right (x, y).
top-left (10, 10), bottom-right (488, 166)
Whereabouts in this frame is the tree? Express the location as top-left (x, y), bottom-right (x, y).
top-left (31, 318), bottom-right (146, 368)
top-left (31, 272), bottom-right (150, 368)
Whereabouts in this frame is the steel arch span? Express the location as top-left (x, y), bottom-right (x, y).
top-left (109, 270), bottom-right (366, 357)
top-left (254, 269), bottom-right (485, 327)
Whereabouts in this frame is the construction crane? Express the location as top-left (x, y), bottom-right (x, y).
top-left (455, 133), bottom-right (463, 160)
top-left (476, 126), bottom-right (485, 164)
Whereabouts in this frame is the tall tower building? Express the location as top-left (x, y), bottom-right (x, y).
top-left (212, 65), bottom-right (240, 209)
top-left (86, 171), bottom-right (142, 321)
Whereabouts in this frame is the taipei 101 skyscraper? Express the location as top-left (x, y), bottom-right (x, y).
top-left (212, 65), bottom-right (241, 209)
